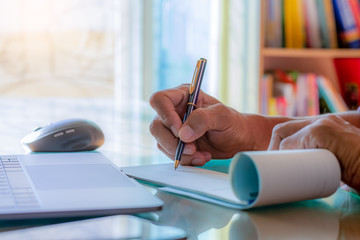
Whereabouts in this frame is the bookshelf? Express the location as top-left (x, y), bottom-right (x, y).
top-left (262, 48), bottom-right (360, 58)
top-left (258, 0), bottom-right (360, 114)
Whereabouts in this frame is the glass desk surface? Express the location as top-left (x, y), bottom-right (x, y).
top-left (0, 97), bottom-right (359, 240)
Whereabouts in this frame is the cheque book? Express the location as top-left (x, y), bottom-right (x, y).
top-left (122, 149), bottom-right (341, 209)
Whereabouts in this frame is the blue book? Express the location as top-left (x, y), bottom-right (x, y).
top-left (332, 0), bottom-right (360, 48)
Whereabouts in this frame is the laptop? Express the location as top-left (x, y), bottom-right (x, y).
top-left (0, 152), bottom-right (162, 220)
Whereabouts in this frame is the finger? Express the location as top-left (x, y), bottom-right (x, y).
top-left (275, 116), bottom-right (352, 150)
top-left (278, 121), bottom-right (326, 150)
top-left (157, 144), bottom-right (211, 166)
top-left (156, 143), bottom-right (175, 160)
top-left (268, 119), bottom-right (312, 150)
top-left (179, 151), bottom-right (212, 166)
top-left (178, 103), bottom-right (234, 143)
top-left (150, 117), bottom-right (196, 156)
top-left (278, 132), bottom-right (306, 150)
top-left (149, 85), bottom-right (189, 136)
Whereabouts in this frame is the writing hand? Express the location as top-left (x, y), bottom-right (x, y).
top-left (149, 85), bottom-right (262, 166)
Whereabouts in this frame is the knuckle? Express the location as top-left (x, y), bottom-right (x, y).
top-left (213, 103), bottom-right (231, 116)
top-left (279, 139), bottom-right (290, 149)
top-left (160, 111), bottom-right (174, 127)
top-left (149, 91), bottom-right (163, 108)
top-left (314, 117), bottom-right (331, 125)
top-left (193, 108), bottom-right (208, 120)
top-left (272, 122), bottom-right (286, 134)
top-left (312, 118), bottom-right (335, 131)
top-left (149, 117), bottom-right (160, 136)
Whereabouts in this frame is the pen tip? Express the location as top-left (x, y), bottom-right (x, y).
top-left (174, 160), bottom-right (180, 170)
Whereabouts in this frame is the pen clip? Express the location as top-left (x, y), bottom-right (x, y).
top-left (189, 61), bottom-right (200, 95)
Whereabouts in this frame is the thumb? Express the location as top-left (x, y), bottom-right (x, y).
top-left (178, 104), bottom-right (229, 142)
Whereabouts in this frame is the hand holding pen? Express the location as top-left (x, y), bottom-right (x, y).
top-left (174, 58), bottom-right (207, 170)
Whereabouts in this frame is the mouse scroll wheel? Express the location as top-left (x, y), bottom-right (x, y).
top-left (33, 127), bottom-right (43, 132)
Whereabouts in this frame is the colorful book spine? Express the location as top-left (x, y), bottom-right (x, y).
top-left (304, 0), bottom-right (322, 48)
top-left (262, 71), bottom-right (348, 116)
top-left (261, 74), bottom-right (274, 115)
top-left (296, 74), bottom-right (309, 116)
top-left (332, 0), bottom-right (360, 48)
top-left (317, 76), bottom-right (348, 112)
top-left (265, 0), bottom-right (283, 47)
top-left (293, 0), bottom-right (306, 48)
top-left (323, 0), bottom-right (339, 48)
top-left (316, 0), bottom-right (331, 48)
top-left (348, 0), bottom-right (360, 39)
top-left (284, 0), bottom-right (306, 48)
top-left (284, 0), bottom-right (294, 48)
top-left (307, 73), bottom-right (320, 115)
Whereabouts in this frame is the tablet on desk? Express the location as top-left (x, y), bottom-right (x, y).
top-left (0, 152), bottom-right (162, 220)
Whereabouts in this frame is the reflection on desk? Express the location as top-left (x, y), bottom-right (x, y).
top-left (150, 188), bottom-right (360, 240)
top-left (0, 97), bottom-right (169, 166)
top-left (0, 215), bottom-right (187, 240)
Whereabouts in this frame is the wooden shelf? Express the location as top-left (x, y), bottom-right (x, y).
top-left (263, 48), bottom-right (360, 58)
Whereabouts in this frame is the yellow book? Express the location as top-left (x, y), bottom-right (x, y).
top-left (293, 0), bottom-right (306, 48)
top-left (284, 0), bottom-right (294, 48)
top-left (269, 97), bottom-right (278, 115)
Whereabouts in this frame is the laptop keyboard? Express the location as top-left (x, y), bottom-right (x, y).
top-left (0, 156), bottom-right (39, 209)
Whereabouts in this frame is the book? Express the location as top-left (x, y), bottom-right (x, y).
top-left (316, 0), bottom-right (331, 48)
top-left (308, 73), bottom-right (320, 115)
top-left (332, 0), bottom-right (360, 48)
top-left (260, 74), bottom-right (274, 115)
top-left (333, 58), bottom-right (360, 109)
top-left (348, 0), bottom-right (360, 41)
top-left (323, 0), bottom-right (339, 48)
top-left (304, 0), bottom-right (322, 48)
top-left (317, 76), bottom-right (349, 112)
top-left (293, 0), bottom-right (306, 48)
top-left (284, 0), bottom-right (295, 48)
top-left (272, 70), bottom-right (297, 116)
top-left (122, 149), bottom-right (341, 209)
top-left (265, 0), bottom-right (283, 47)
top-left (296, 74), bottom-right (309, 116)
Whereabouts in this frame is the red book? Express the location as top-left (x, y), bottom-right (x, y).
top-left (333, 58), bottom-right (360, 109)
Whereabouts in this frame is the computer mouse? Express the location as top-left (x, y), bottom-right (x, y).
top-left (21, 118), bottom-right (105, 152)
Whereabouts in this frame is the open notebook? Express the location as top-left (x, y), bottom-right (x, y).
top-left (122, 149), bottom-right (341, 209)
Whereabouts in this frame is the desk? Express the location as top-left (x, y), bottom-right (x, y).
top-left (0, 97), bottom-right (359, 239)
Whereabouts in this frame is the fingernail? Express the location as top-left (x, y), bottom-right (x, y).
top-left (192, 158), bottom-right (205, 166)
top-left (171, 126), bottom-right (179, 137)
top-left (204, 152), bottom-right (212, 161)
top-left (183, 145), bottom-right (194, 155)
top-left (179, 125), bottom-right (194, 141)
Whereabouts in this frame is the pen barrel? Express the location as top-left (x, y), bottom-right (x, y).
top-left (182, 104), bottom-right (196, 123)
top-left (175, 58), bottom-right (207, 163)
top-left (175, 139), bottom-right (185, 161)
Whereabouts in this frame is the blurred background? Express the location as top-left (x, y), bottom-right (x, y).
top-left (0, 0), bottom-right (260, 113)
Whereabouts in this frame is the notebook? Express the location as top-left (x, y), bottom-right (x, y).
top-left (122, 149), bottom-right (340, 209)
top-left (0, 152), bottom-right (162, 220)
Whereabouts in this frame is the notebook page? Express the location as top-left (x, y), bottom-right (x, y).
top-left (122, 163), bottom-right (247, 206)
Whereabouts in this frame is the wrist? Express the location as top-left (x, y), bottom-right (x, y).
top-left (249, 114), bottom-right (293, 150)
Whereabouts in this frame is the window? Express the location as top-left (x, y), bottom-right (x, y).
top-left (0, 0), bottom-right (261, 112)
top-left (0, 0), bottom-right (114, 97)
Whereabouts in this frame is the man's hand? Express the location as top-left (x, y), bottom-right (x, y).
top-left (149, 85), bottom-right (266, 166)
top-left (268, 115), bottom-right (360, 192)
